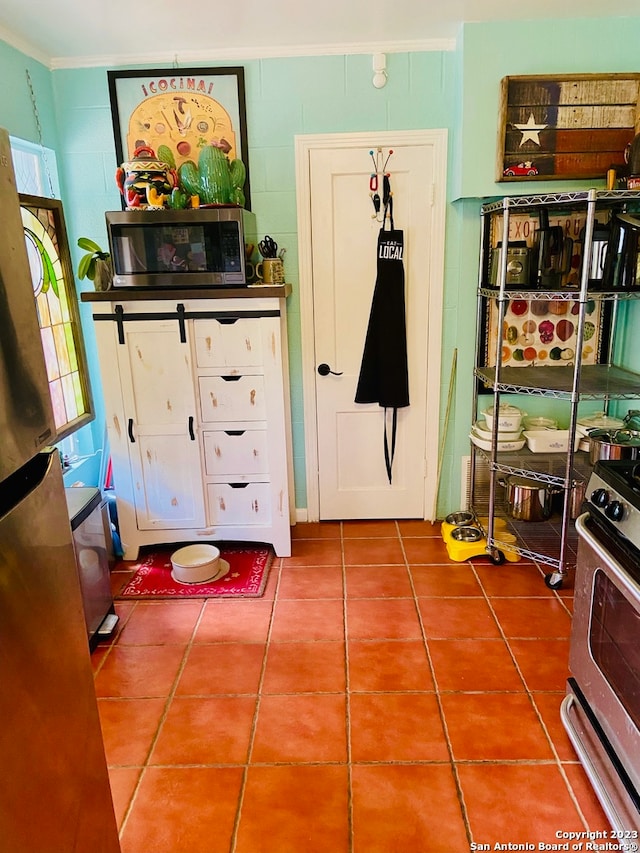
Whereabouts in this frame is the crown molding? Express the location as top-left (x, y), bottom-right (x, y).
top-left (47, 38), bottom-right (456, 70)
top-left (0, 24), bottom-right (50, 67)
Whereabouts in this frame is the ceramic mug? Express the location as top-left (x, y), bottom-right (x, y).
top-left (256, 258), bottom-right (285, 284)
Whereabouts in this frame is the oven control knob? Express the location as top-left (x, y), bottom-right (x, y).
top-left (590, 488), bottom-right (609, 508)
top-left (605, 500), bottom-right (625, 522)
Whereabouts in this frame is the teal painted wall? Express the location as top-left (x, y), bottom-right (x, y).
top-left (437, 17), bottom-right (640, 513)
top-left (2, 18), bottom-right (639, 515)
top-left (0, 41), bottom-right (57, 148)
top-left (51, 52), bottom-right (458, 511)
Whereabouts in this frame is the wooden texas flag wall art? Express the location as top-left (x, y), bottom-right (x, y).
top-left (498, 73), bottom-right (640, 181)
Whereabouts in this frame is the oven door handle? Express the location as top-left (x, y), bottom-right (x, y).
top-left (575, 512), bottom-right (640, 598)
top-left (560, 694), bottom-right (631, 835)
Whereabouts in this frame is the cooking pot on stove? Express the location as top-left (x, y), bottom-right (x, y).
top-left (588, 428), bottom-right (640, 465)
top-left (499, 475), bottom-right (562, 522)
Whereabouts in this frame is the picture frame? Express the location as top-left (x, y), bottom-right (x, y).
top-left (481, 294), bottom-right (610, 370)
top-left (19, 194), bottom-right (94, 441)
top-left (497, 73), bottom-right (640, 182)
top-left (107, 66), bottom-right (250, 209)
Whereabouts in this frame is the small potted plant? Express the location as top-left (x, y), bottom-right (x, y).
top-left (77, 237), bottom-right (112, 291)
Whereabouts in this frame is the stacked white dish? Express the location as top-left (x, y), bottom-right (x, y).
top-left (523, 416), bottom-right (558, 431)
top-left (471, 404), bottom-right (525, 451)
top-left (523, 430), bottom-right (581, 453)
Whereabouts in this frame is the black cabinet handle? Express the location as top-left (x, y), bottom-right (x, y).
top-left (221, 375), bottom-right (242, 382)
top-left (128, 418), bottom-right (135, 443)
top-left (229, 482), bottom-right (250, 489)
top-left (188, 416), bottom-right (195, 440)
top-left (217, 318), bottom-right (239, 325)
top-left (177, 303), bottom-right (186, 342)
top-left (225, 430), bottom-right (246, 436)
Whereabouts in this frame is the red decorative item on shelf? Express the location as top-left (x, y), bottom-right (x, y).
top-left (115, 145), bottom-right (177, 209)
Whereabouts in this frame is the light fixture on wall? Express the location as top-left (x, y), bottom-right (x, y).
top-left (372, 54), bottom-right (387, 89)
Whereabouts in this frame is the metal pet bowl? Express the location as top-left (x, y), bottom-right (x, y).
top-left (450, 526), bottom-right (483, 543)
top-left (445, 511), bottom-right (475, 527)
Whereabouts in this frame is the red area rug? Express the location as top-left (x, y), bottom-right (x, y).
top-left (114, 544), bottom-right (273, 599)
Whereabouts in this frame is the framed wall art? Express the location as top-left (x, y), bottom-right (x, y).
top-left (19, 194), bottom-right (94, 440)
top-left (497, 73), bottom-right (640, 182)
top-left (107, 66), bottom-right (250, 208)
top-left (482, 295), bottom-right (609, 370)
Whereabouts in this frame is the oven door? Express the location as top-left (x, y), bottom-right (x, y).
top-left (562, 511), bottom-right (640, 832)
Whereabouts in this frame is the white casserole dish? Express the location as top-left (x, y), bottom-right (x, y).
top-left (523, 430), bottom-right (581, 453)
top-left (473, 420), bottom-right (522, 442)
top-left (470, 431), bottom-right (526, 452)
top-left (522, 416), bottom-right (558, 430)
top-left (482, 404), bottom-right (525, 432)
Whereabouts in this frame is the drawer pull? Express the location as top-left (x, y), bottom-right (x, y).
top-left (228, 482), bottom-right (250, 489)
top-left (188, 416), bottom-right (195, 440)
top-left (217, 318), bottom-right (239, 325)
top-left (225, 430), bottom-right (246, 436)
top-left (221, 375), bottom-right (242, 382)
top-left (128, 418), bottom-right (135, 443)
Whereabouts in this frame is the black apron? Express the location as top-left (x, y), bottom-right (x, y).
top-left (354, 197), bottom-right (409, 483)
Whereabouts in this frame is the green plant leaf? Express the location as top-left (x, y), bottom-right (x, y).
top-left (77, 237), bottom-right (103, 253)
top-left (77, 253), bottom-right (93, 280)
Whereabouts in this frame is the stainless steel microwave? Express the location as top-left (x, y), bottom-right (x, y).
top-left (105, 207), bottom-right (257, 288)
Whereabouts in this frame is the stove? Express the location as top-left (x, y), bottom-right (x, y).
top-left (562, 459), bottom-right (640, 833)
top-left (585, 459), bottom-right (640, 554)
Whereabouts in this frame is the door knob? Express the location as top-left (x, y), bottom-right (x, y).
top-left (317, 363), bottom-right (343, 376)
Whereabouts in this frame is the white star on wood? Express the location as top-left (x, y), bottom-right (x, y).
top-left (514, 113), bottom-right (547, 146)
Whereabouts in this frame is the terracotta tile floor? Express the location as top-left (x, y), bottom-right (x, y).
top-left (93, 520), bottom-right (611, 853)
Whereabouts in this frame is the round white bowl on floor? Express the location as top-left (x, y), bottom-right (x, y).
top-left (170, 544), bottom-right (230, 584)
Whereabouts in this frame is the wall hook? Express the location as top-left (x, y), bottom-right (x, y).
top-left (368, 148), bottom-right (393, 220)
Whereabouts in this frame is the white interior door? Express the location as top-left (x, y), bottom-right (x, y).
top-left (297, 132), bottom-right (447, 520)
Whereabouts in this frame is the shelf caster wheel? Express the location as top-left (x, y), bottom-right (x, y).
top-left (544, 571), bottom-right (563, 590)
top-left (489, 549), bottom-right (505, 565)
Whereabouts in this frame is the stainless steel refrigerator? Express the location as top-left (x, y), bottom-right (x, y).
top-left (0, 128), bottom-right (121, 853)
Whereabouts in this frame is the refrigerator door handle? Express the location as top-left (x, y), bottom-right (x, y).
top-left (128, 418), bottom-right (135, 443)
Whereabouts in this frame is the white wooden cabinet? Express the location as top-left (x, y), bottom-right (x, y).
top-left (88, 292), bottom-right (293, 558)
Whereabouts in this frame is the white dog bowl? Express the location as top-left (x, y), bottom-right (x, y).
top-left (170, 544), bottom-right (229, 584)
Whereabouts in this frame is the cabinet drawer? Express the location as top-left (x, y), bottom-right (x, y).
top-left (203, 429), bottom-right (269, 476)
top-left (199, 375), bottom-right (266, 422)
top-left (194, 318), bottom-right (263, 368)
top-left (207, 482), bottom-right (271, 525)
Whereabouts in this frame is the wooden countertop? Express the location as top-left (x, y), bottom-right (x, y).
top-left (81, 284), bottom-right (292, 302)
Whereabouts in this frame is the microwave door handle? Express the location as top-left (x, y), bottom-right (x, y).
top-left (575, 512), bottom-right (640, 598)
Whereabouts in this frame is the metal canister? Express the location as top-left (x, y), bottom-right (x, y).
top-left (490, 242), bottom-right (530, 286)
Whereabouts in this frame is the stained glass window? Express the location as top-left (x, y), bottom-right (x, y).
top-left (19, 195), bottom-right (93, 441)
